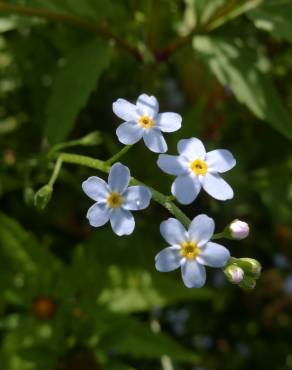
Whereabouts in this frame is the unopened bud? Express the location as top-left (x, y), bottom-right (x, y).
top-left (238, 276), bottom-right (256, 291)
top-left (229, 220), bottom-right (249, 240)
top-left (237, 258), bottom-right (261, 278)
top-left (224, 265), bottom-right (245, 284)
top-left (34, 184), bottom-right (52, 211)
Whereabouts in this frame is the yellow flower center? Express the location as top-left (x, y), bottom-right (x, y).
top-left (107, 192), bottom-right (123, 208)
top-left (180, 241), bottom-right (200, 260)
top-left (190, 159), bottom-right (208, 175)
top-left (138, 115), bottom-right (154, 129)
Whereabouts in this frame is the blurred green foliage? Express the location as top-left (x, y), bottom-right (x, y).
top-left (0, 0), bottom-right (292, 369)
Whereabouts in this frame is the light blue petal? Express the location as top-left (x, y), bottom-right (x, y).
top-left (197, 242), bottom-right (230, 267)
top-left (116, 121), bottom-right (143, 145)
top-left (110, 208), bottom-right (135, 236)
top-left (82, 176), bottom-right (109, 201)
top-left (181, 260), bottom-right (206, 288)
top-left (155, 246), bottom-right (181, 272)
top-left (86, 202), bottom-right (111, 227)
top-left (143, 129), bottom-right (167, 153)
top-left (113, 98), bottom-right (139, 121)
top-left (160, 218), bottom-right (187, 245)
top-left (136, 94), bottom-right (159, 118)
top-left (171, 174), bottom-right (201, 205)
top-left (157, 154), bottom-right (188, 176)
top-left (177, 138), bottom-right (206, 161)
top-left (122, 186), bottom-right (152, 210)
top-left (188, 214), bottom-right (215, 246)
top-left (206, 149), bottom-right (236, 173)
top-left (108, 163), bottom-right (130, 193)
top-left (201, 173), bottom-right (233, 200)
top-left (156, 112), bottom-right (182, 132)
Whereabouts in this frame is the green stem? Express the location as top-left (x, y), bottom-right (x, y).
top-left (46, 152), bottom-right (256, 287)
top-left (53, 152), bottom-right (191, 228)
top-left (48, 152), bottom-right (235, 236)
top-left (106, 145), bottom-right (133, 165)
top-left (212, 231), bottom-right (228, 240)
top-left (48, 157), bottom-right (63, 188)
top-left (0, 1), bottom-right (142, 61)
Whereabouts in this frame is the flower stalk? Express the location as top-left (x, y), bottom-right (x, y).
top-left (50, 152), bottom-right (191, 228)
top-left (106, 145), bottom-right (133, 165)
top-left (42, 150), bottom-right (260, 289)
top-left (48, 152), bottom-right (240, 236)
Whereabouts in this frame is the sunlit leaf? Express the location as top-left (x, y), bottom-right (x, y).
top-left (193, 36), bottom-right (292, 140)
top-left (248, 0), bottom-right (292, 43)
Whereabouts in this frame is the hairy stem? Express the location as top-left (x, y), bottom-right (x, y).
top-left (0, 1), bottom-right (142, 61)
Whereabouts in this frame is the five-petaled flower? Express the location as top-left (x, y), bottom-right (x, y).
top-left (157, 137), bottom-right (236, 204)
top-left (155, 215), bottom-right (230, 288)
top-left (113, 93), bottom-right (182, 153)
top-left (82, 163), bottom-right (152, 236)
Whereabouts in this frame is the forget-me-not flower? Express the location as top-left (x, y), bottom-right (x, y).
top-left (155, 215), bottom-right (230, 288)
top-left (157, 137), bottom-right (236, 204)
top-left (113, 93), bottom-right (182, 153)
top-left (82, 163), bottom-right (152, 236)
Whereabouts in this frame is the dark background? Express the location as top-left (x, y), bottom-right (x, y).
top-left (0, 1), bottom-right (291, 369)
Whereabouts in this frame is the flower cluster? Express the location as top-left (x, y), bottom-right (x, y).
top-left (82, 93), bottom-right (260, 289)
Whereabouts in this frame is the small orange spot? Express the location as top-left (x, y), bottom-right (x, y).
top-left (32, 296), bottom-right (56, 320)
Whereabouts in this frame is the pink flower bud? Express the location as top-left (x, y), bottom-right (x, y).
top-left (224, 265), bottom-right (245, 284)
top-left (229, 220), bottom-right (249, 240)
top-left (230, 267), bottom-right (245, 283)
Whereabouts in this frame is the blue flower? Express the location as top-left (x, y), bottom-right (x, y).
top-left (82, 163), bottom-right (152, 236)
top-left (155, 215), bottom-right (230, 288)
top-left (157, 137), bottom-right (236, 204)
top-left (113, 93), bottom-right (182, 153)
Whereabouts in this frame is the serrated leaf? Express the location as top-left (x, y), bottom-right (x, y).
top-left (193, 36), bottom-right (292, 140)
top-left (248, 0), bottom-right (292, 43)
top-left (45, 40), bottom-right (110, 144)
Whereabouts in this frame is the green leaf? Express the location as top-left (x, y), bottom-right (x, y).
top-left (97, 313), bottom-right (199, 363)
top-left (192, 0), bottom-right (262, 30)
top-left (0, 212), bottom-right (37, 274)
top-left (44, 40), bottom-right (110, 144)
top-left (248, 0), bottom-right (292, 43)
top-left (99, 265), bottom-right (212, 314)
top-left (193, 36), bottom-right (292, 140)
top-left (0, 212), bottom-right (62, 303)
